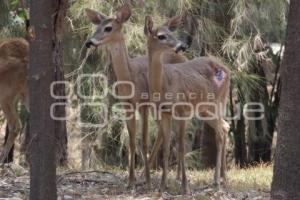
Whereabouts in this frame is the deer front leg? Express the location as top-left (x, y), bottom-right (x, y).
top-left (140, 107), bottom-right (150, 187)
top-left (0, 103), bottom-right (20, 163)
top-left (177, 120), bottom-right (188, 194)
top-left (126, 112), bottom-right (136, 187)
top-left (175, 119), bottom-right (183, 180)
top-left (159, 113), bottom-right (172, 192)
top-left (221, 120), bottom-right (229, 182)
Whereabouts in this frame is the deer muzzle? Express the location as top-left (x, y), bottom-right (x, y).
top-left (85, 38), bottom-right (101, 48)
top-left (175, 42), bottom-right (189, 53)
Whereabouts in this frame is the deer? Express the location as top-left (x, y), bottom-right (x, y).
top-left (0, 19), bottom-right (34, 163)
top-left (0, 38), bottom-right (29, 163)
top-left (144, 15), bottom-right (230, 193)
top-left (84, 4), bottom-right (189, 187)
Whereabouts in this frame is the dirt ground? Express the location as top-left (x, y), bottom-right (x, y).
top-left (0, 164), bottom-right (271, 200)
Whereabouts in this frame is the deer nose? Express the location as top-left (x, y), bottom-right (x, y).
top-left (175, 42), bottom-right (189, 53)
top-left (85, 40), bottom-right (94, 48)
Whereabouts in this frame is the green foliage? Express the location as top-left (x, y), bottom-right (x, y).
top-left (0, 0), bottom-right (27, 38)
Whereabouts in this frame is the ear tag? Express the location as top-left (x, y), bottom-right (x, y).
top-left (215, 68), bottom-right (223, 81)
top-left (214, 68), bottom-right (225, 88)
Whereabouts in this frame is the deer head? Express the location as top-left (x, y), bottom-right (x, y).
top-left (85, 4), bottom-right (131, 48)
top-left (144, 15), bottom-right (189, 54)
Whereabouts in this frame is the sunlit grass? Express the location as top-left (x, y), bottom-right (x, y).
top-left (184, 164), bottom-right (272, 192)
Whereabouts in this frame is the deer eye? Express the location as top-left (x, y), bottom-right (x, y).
top-left (158, 35), bottom-right (166, 40)
top-left (104, 26), bottom-right (112, 32)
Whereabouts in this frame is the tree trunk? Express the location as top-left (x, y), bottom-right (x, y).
top-left (29, 0), bottom-right (67, 199)
top-left (271, 0), bottom-right (300, 199)
top-left (52, 0), bottom-right (68, 166)
top-left (234, 101), bottom-right (247, 167)
top-left (248, 60), bottom-right (273, 164)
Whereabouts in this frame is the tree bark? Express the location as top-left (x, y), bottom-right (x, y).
top-left (29, 0), bottom-right (67, 199)
top-left (271, 0), bottom-right (300, 199)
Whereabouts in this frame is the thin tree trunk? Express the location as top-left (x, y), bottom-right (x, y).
top-left (29, 0), bottom-right (67, 199)
top-left (233, 101), bottom-right (247, 167)
top-left (271, 0), bottom-right (300, 198)
top-left (248, 60), bottom-right (273, 164)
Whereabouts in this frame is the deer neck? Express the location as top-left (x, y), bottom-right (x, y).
top-left (148, 48), bottom-right (165, 99)
top-left (108, 36), bottom-right (133, 96)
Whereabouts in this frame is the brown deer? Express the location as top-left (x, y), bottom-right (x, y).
top-left (144, 16), bottom-right (230, 192)
top-left (0, 19), bottom-right (34, 163)
top-left (0, 38), bottom-right (29, 163)
top-left (85, 4), bottom-right (188, 187)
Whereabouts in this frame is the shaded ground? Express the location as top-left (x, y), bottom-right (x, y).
top-left (0, 164), bottom-right (271, 200)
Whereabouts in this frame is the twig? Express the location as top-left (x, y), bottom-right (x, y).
top-left (269, 44), bottom-right (283, 106)
top-left (65, 47), bottom-right (95, 79)
top-left (56, 170), bottom-right (120, 183)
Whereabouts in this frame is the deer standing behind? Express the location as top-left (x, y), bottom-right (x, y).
top-left (144, 16), bottom-right (230, 193)
top-left (85, 4), bottom-right (188, 187)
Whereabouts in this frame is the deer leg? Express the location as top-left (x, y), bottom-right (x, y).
top-left (0, 103), bottom-right (20, 163)
top-left (221, 120), bottom-right (229, 182)
top-left (148, 125), bottom-right (163, 168)
top-left (175, 120), bottom-right (181, 180)
top-left (159, 113), bottom-right (171, 192)
top-left (213, 122), bottom-right (224, 189)
top-left (177, 120), bottom-right (188, 194)
top-left (204, 118), bottom-right (223, 189)
top-left (126, 112), bottom-right (136, 187)
top-left (140, 107), bottom-right (150, 187)
top-left (221, 132), bottom-right (227, 182)
top-left (3, 125), bottom-right (14, 163)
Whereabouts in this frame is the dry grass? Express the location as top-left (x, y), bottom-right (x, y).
top-left (0, 163), bottom-right (272, 199)
top-left (150, 164), bottom-right (272, 194)
top-left (194, 165), bottom-right (271, 191)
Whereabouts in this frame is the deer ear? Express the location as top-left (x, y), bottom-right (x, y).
top-left (85, 8), bottom-right (106, 25)
top-left (164, 15), bottom-right (182, 31)
top-left (144, 16), bottom-right (154, 36)
top-left (116, 4), bottom-right (131, 23)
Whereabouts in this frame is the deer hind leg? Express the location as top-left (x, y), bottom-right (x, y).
top-left (140, 107), bottom-right (150, 187)
top-left (3, 125), bottom-right (14, 163)
top-left (213, 123), bottom-right (224, 189)
top-left (205, 118), bottom-right (224, 189)
top-left (0, 102), bottom-right (20, 163)
top-left (148, 124), bottom-right (163, 169)
top-left (177, 120), bottom-right (188, 194)
top-left (126, 112), bottom-right (136, 187)
top-left (159, 113), bottom-right (172, 192)
top-left (221, 132), bottom-right (227, 181)
top-left (221, 120), bottom-right (229, 182)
